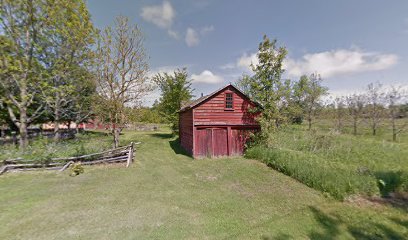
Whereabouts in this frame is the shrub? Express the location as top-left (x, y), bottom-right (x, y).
top-left (69, 162), bottom-right (84, 176)
top-left (375, 171), bottom-right (408, 197)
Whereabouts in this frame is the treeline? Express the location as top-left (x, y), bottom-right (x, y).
top-left (319, 83), bottom-right (408, 141)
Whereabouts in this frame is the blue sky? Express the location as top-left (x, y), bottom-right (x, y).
top-left (88, 0), bottom-right (408, 105)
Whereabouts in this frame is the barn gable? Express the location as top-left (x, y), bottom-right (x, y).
top-left (192, 85), bottom-right (259, 126)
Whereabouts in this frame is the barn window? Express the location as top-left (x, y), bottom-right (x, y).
top-left (225, 93), bottom-right (234, 110)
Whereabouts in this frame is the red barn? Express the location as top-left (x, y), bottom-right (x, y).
top-left (179, 84), bottom-right (260, 158)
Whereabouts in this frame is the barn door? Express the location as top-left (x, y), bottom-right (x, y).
top-left (195, 127), bottom-right (228, 157)
top-left (212, 128), bottom-right (228, 157)
top-left (195, 128), bottom-right (212, 157)
top-left (230, 128), bottom-right (255, 155)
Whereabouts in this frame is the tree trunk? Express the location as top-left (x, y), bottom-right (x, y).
top-left (75, 121), bottom-right (80, 134)
top-left (372, 122), bottom-right (377, 136)
top-left (353, 117), bottom-right (357, 135)
top-left (19, 108), bottom-right (28, 149)
top-left (392, 116), bottom-right (397, 142)
top-left (113, 126), bottom-right (120, 148)
top-left (307, 114), bottom-right (312, 131)
top-left (54, 97), bottom-right (60, 141)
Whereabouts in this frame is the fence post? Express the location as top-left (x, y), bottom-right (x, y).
top-left (126, 142), bottom-right (134, 168)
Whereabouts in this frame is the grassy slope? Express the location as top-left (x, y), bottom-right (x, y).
top-left (0, 130), bottom-right (407, 239)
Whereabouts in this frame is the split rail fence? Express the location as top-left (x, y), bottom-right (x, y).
top-left (0, 142), bottom-right (139, 175)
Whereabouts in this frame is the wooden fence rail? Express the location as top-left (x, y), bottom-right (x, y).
top-left (0, 142), bottom-right (140, 175)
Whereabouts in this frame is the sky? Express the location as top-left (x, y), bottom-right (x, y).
top-left (87, 0), bottom-right (408, 106)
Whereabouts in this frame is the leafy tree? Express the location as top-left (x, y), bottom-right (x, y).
top-left (241, 35), bottom-right (289, 142)
top-left (293, 73), bottom-right (327, 130)
top-left (153, 68), bottom-right (194, 132)
top-left (95, 16), bottom-right (152, 147)
top-left (40, 0), bottom-right (96, 140)
top-left (0, 1), bottom-right (49, 148)
top-left (235, 74), bottom-right (253, 97)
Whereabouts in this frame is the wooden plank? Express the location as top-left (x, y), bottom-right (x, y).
top-left (126, 142), bottom-right (134, 168)
top-left (59, 161), bottom-right (74, 172)
top-left (51, 145), bottom-right (129, 161)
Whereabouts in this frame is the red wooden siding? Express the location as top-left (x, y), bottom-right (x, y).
top-left (179, 109), bottom-right (194, 155)
top-left (179, 84), bottom-right (260, 158)
top-left (230, 128), bottom-right (255, 156)
top-left (195, 128), bottom-right (212, 157)
top-left (193, 86), bottom-right (258, 126)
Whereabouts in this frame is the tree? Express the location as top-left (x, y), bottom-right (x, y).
top-left (243, 35), bottom-right (289, 140)
top-left (0, 1), bottom-right (49, 149)
top-left (153, 68), bottom-right (194, 132)
top-left (40, 0), bottom-right (96, 140)
top-left (293, 73), bottom-right (327, 129)
top-left (235, 74), bottom-right (253, 97)
top-left (95, 16), bottom-right (151, 147)
top-left (333, 96), bottom-right (346, 132)
top-left (384, 86), bottom-right (407, 141)
top-left (345, 94), bottom-right (365, 135)
top-left (366, 83), bottom-right (384, 136)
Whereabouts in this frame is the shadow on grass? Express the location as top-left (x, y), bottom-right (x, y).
top-left (261, 233), bottom-right (292, 240)
top-left (308, 206), bottom-right (406, 239)
top-left (169, 138), bottom-right (193, 159)
top-left (374, 171), bottom-right (407, 197)
top-left (83, 130), bottom-right (109, 136)
top-left (151, 133), bottom-right (174, 139)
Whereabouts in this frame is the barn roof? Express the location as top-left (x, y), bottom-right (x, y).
top-left (179, 84), bottom-right (257, 112)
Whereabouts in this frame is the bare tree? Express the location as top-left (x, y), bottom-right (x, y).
top-left (95, 16), bottom-right (152, 147)
top-left (333, 97), bottom-right (346, 132)
top-left (366, 83), bottom-right (384, 136)
top-left (346, 94), bottom-right (365, 135)
top-left (384, 86), bottom-right (407, 141)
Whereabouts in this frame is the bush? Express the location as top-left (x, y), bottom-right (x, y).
top-left (375, 171), bottom-right (408, 197)
top-left (246, 146), bottom-right (379, 200)
top-left (69, 162), bottom-right (84, 176)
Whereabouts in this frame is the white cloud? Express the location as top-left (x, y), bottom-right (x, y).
top-left (191, 70), bottom-right (224, 84)
top-left (200, 25), bottom-right (215, 35)
top-left (141, 1), bottom-right (175, 29)
top-left (228, 48), bottom-right (398, 79)
top-left (167, 29), bottom-right (179, 39)
top-left (184, 26), bottom-right (214, 47)
top-left (185, 28), bottom-right (199, 47)
top-left (285, 48), bottom-right (398, 78)
top-left (236, 52), bottom-right (258, 71)
top-left (219, 63), bottom-right (236, 70)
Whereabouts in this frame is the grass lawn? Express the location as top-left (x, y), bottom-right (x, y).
top-left (0, 130), bottom-right (407, 239)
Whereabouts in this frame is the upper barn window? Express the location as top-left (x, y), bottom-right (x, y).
top-left (225, 92), bottom-right (234, 110)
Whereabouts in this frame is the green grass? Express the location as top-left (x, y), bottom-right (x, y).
top-left (0, 129), bottom-right (407, 239)
top-left (246, 123), bottom-right (408, 200)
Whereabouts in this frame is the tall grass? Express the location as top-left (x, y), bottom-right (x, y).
top-left (0, 131), bottom-right (112, 164)
top-left (246, 125), bottom-right (408, 200)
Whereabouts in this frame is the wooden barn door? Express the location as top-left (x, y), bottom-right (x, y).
top-left (212, 128), bottom-right (228, 157)
top-left (195, 127), bottom-right (228, 157)
top-left (195, 128), bottom-right (212, 157)
top-left (230, 128), bottom-right (256, 156)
